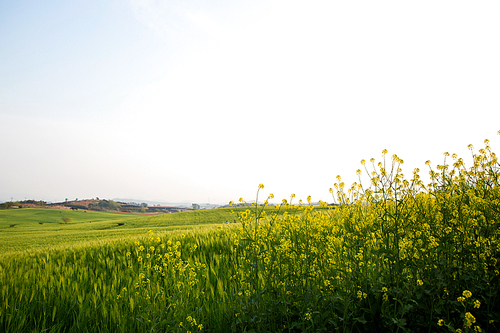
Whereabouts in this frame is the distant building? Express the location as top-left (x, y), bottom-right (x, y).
top-left (192, 203), bottom-right (200, 210)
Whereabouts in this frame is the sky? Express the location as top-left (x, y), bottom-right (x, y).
top-left (1, 0), bottom-right (500, 205)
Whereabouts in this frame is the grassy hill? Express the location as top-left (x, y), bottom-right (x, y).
top-left (0, 208), bottom-right (239, 253)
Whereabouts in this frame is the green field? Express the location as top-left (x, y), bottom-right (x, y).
top-left (0, 208), bottom-right (237, 253)
top-left (1, 139), bottom-right (500, 332)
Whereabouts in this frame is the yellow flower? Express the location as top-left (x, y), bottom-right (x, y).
top-left (457, 296), bottom-right (465, 302)
top-left (474, 300), bottom-right (481, 308)
top-left (437, 319), bottom-right (444, 326)
top-left (463, 290), bottom-right (472, 298)
top-left (417, 279), bottom-right (423, 286)
top-left (258, 183), bottom-right (264, 189)
top-left (464, 312), bottom-right (476, 328)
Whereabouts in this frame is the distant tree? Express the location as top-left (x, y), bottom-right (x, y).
top-left (108, 200), bottom-right (121, 211)
top-left (0, 202), bottom-right (11, 209)
top-left (61, 216), bottom-right (71, 224)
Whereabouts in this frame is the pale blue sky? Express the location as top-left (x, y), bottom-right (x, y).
top-left (1, 0), bottom-right (500, 204)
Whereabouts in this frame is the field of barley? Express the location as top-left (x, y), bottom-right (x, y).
top-left (1, 137), bottom-right (499, 332)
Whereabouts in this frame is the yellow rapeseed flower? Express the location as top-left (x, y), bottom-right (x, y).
top-left (464, 312), bottom-right (476, 328)
top-left (463, 290), bottom-right (472, 298)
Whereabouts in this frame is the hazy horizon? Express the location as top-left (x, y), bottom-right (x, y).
top-left (1, 0), bottom-right (499, 205)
